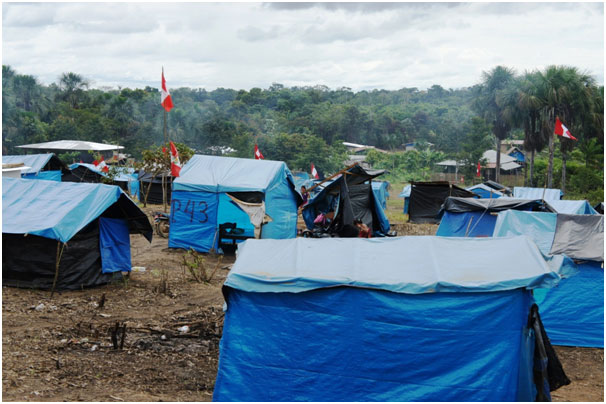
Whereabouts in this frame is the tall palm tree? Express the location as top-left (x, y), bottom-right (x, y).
top-left (58, 72), bottom-right (89, 109)
top-left (474, 66), bottom-right (516, 182)
top-left (535, 66), bottom-right (595, 188)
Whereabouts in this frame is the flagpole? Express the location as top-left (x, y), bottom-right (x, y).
top-left (164, 109), bottom-right (168, 144)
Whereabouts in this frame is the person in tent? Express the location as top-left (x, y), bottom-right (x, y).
top-left (354, 219), bottom-right (372, 238)
top-left (300, 186), bottom-right (309, 206)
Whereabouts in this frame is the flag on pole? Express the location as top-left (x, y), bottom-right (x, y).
top-left (170, 141), bottom-right (181, 177)
top-left (554, 117), bottom-right (577, 140)
top-left (311, 163), bottom-right (319, 179)
top-left (161, 68), bottom-right (174, 112)
top-left (476, 161), bottom-right (481, 177)
top-left (94, 155), bottom-right (109, 173)
top-left (254, 144), bottom-right (264, 160)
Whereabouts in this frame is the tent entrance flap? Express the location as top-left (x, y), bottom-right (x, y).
top-left (99, 217), bottom-right (132, 273)
top-left (168, 190), bottom-right (220, 252)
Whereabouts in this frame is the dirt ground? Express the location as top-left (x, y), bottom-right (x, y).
top-left (2, 204), bottom-right (604, 402)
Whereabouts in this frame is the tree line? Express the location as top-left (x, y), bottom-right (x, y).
top-left (2, 64), bottom-right (603, 201)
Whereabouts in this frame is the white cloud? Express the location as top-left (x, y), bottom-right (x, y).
top-left (2, 2), bottom-right (603, 91)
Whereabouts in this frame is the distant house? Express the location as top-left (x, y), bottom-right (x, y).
top-left (436, 150), bottom-right (522, 181)
top-left (500, 139), bottom-right (524, 154)
top-left (506, 147), bottom-right (526, 164)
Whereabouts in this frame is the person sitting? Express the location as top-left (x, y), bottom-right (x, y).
top-left (300, 186), bottom-right (309, 206)
top-left (354, 219), bottom-right (372, 238)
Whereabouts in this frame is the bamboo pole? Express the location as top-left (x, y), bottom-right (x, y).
top-left (51, 241), bottom-right (66, 298)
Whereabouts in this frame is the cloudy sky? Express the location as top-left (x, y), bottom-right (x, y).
top-left (2, 2), bottom-right (604, 92)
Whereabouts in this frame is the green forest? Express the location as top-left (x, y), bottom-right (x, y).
top-left (2, 64), bottom-right (603, 203)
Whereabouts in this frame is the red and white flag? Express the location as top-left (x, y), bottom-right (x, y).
top-left (94, 155), bottom-right (109, 173)
top-left (170, 141), bottom-right (181, 177)
top-left (476, 161), bottom-right (481, 177)
top-left (161, 69), bottom-right (174, 112)
top-left (254, 144), bottom-right (264, 160)
top-left (554, 117), bottom-right (577, 140)
top-left (311, 163), bottom-right (319, 179)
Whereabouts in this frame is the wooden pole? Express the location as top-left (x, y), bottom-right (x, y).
top-left (51, 241), bottom-right (65, 298)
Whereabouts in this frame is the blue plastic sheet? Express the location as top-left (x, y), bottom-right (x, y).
top-left (436, 211), bottom-right (498, 237)
top-left (494, 210), bottom-right (604, 348)
top-left (22, 170), bottom-right (62, 181)
top-left (3, 178), bottom-right (127, 243)
top-left (537, 261), bottom-right (604, 348)
top-left (545, 200), bottom-right (598, 214)
top-left (371, 181), bottom-right (389, 209)
top-left (168, 190), bottom-right (219, 252)
top-left (215, 287), bottom-right (536, 401)
top-left (466, 184), bottom-right (503, 198)
top-left (99, 217), bottom-right (131, 273)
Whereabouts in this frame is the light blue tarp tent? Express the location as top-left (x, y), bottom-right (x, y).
top-left (436, 197), bottom-right (552, 237)
top-left (399, 184), bottom-right (411, 213)
top-left (2, 178), bottom-right (152, 289)
top-left (514, 187), bottom-right (563, 200)
top-left (371, 180), bottom-right (390, 209)
top-left (493, 210), bottom-right (604, 348)
top-left (169, 155), bottom-right (301, 253)
top-left (214, 236), bottom-right (568, 402)
top-left (545, 199), bottom-right (598, 214)
top-left (466, 183), bottom-right (504, 198)
top-left (2, 153), bottom-right (65, 181)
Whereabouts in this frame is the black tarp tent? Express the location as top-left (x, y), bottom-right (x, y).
top-left (139, 170), bottom-right (173, 205)
top-left (408, 181), bottom-right (477, 224)
top-left (2, 178), bottom-right (152, 290)
top-left (302, 165), bottom-right (390, 236)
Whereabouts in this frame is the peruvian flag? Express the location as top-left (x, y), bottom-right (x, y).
top-left (94, 155), bottom-right (109, 173)
top-left (311, 163), bottom-right (319, 179)
top-left (170, 141), bottom-right (181, 177)
top-left (161, 68), bottom-right (174, 112)
top-left (555, 117), bottom-right (577, 140)
top-left (254, 144), bottom-right (264, 160)
top-left (476, 161), bottom-right (481, 177)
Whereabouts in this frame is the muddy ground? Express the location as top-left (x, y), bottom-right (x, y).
top-left (2, 206), bottom-right (604, 401)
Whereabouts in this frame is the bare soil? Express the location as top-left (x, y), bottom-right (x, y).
top-left (2, 204), bottom-right (603, 401)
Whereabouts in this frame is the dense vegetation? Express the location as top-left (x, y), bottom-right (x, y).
top-left (2, 64), bottom-right (603, 202)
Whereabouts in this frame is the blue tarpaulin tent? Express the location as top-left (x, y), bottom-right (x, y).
top-left (493, 210), bottom-right (604, 348)
top-left (514, 187), bottom-right (563, 200)
top-left (169, 155), bottom-right (301, 253)
top-left (2, 153), bottom-right (66, 181)
top-left (545, 199), bottom-right (598, 215)
top-left (466, 183), bottom-right (504, 198)
top-left (2, 178), bottom-right (152, 290)
top-left (214, 236), bottom-right (568, 402)
top-left (436, 197), bottom-right (553, 237)
top-left (371, 180), bottom-right (390, 209)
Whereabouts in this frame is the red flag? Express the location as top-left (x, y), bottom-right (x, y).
top-left (162, 146), bottom-right (167, 155)
top-left (97, 155), bottom-right (109, 173)
top-left (554, 117), bottom-right (577, 140)
top-left (476, 161), bottom-right (481, 177)
top-left (311, 163), bottom-right (319, 179)
top-left (254, 144), bottom-right (264, 160)
top-left (170, 141), bottom-right (181, 177)
top-left (161, 69), bottom-right (174, 112)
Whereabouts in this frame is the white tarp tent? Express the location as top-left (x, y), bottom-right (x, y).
top-left (17, 140), bottom-right (124, 151)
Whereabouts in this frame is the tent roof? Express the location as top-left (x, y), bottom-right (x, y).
top-left (545, 199), bottom-right (598, 215)
top-left (2, 177), bottom-right (151, 243)
top-left (173, 155), bottom-right (296, 193)
top-left (441, 197), bottom-right (552, 213)
top-left (69, 163), bottom-right (136, 182)
top-left (550, 214), bottom-right (604, 262)
top-left (225, 236), bottom-right (562, 294)
top-left (16, 140), bottom-right (124, 151)
top-left (483, 180), bottom-right (512, 194)
top-left (2, 154), bottom-right (60, 174)
top-left (465, 183), bottom-right (504, 197)
top-left (514, 186), bottom-right (563, 200)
